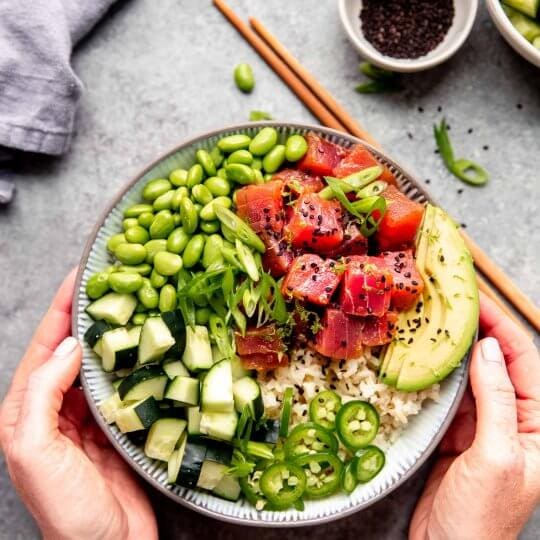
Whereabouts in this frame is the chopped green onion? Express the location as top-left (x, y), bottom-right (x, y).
top-left (355, 80), bottom-right (402, 94)
top-left (434, 119), bottom-right (489, 186)
top-left (249, 110), bottom-right (273, 121)
top-left (323, 177), bottom-right (365, 221)
top-left (245, 441), bottom-right (274, 460)
top-left (215, 206), bottom-right (266, 253)
top-left (360, 197), bottom-right (387, 237)
top-left (359, 62), bottom-right (396, 80)
top-left (209, 314), bottom-right (233, 359)
top-left (319, 166), bottom-right (382, 200)
top-left (235, 239), bottom-right (260, 282)
top-left (356, 180), bottom-right (387, 199)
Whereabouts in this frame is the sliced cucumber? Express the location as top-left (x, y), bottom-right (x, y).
top-left (98, 392), bottom-right (122, 424)
top-left (182, 325), bottom-right (213, 372)
top-left (164, 376), bottom-right (200, 406)
top-left (118, 365), bottom-right (168, 401)
top-left (197, 460), bottom-right (228, 491)
top-left (201, 359), bottom-right (234, 413)
top-left (211, 344), bottom-right (227, 365)
top-left (167, 434), bottom-right (187, 484)
top-left (138, 316), bottom-right (175, 365)
top-left (115, 396), bottom-right (161, 433)
top-left (112, 378), bottom-right (124, 390)
top-left (162, 358), bottom-right (190, 379)
top-left (233, 377), bottom-right (264, 419)
top-left (84, 321), bottom-right (111, 348)
top-left (199, 411), bottom-right (238, 442)
top-left (212, 474), bottom-right (241, 501)
top-left (161, 311), bottom-right (186, 357)
top-left (144, 418), bottom-right (187, 461)
top-left (187, 406), bottom-right (202, 435)
top-left (86, 292), bottom-right (137, 326)
top-left (101, 327), bottom-right (140, 373)
top-left (177, 439), bottom-right (207, 488)
top-left (231, 354), bottom-right (251, 380)
top-left (205, 441), bottom-right (234, 465)
top-left (93, 339), bottom-right (104, 358)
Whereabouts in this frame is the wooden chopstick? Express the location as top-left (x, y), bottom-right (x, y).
top-left (214, 0), bottom-right (538, 334)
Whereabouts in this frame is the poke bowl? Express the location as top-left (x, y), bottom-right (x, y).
top-left (73, 122), bottom-right (478, 526)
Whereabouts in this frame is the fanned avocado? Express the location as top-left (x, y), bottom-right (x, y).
top-left (380, 204), bottom-right (479, 392)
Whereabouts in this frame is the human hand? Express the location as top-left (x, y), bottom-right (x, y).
top-left (0, 270), bottom-right (158, 540)
top-left (409, 292), bottom-right (540, 540)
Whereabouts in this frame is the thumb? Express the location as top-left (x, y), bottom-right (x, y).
top-left (14, 337), bottom-right (82, 447)
top-left (469, 336), bottom-right (518, 452)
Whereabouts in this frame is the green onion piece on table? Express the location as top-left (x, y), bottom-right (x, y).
top-left (355, 80), bottom-right (402, 94)
top-left (249, 110), bottom-right (273, 121)
top-left (359, 62), bottom-right (396, 80)
top-left (434, 118), bottom-right (489, 186)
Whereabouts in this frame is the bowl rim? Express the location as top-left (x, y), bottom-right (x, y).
top-left (485, 0), bottom-right (540, 67)
top-left (73, 121), bottom-right (472, 527)
top-left (338, 0), bottom-right (479, 73)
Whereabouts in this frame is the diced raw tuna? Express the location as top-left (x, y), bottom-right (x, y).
top-left (235, 325), bottom-right (285, 356)
top-left (262, 238), bottom-right (294, 278)
top-left (380, 250), bottom-right (424, 311)
top-left (323, 215), bottom-right (368, 258)
top-left (284, 194), bottom-right (343, 252)
top-left (340, 256), bottom-right (393, 317)
top-left (376, 185), bottom-right (424, 251)
top-left (272, 168), bottom-right (324, 196)
top-left (240, 352), bottom-right (288, 371)
top-left (282, 254), bottom-right (342, 306)
top-left (359, 312), bottom-right (398, 346)
top-left (333, 144), bottom-right (396, 184)
top-left (298, 133), bottom-right (346, 177)
top-left (314, 309), bottom-right (363, 360)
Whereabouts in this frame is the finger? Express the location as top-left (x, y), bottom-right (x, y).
top-left (439, 387), bottom-right (476, 455)
top-left (13, 338), bottom-right (82, 448)
top-left (469, 337), bottom-right (518, 451)
top-left (480, 292), bottom-right (540, 401)
top-left (0, 270), bottom-right (77, 443)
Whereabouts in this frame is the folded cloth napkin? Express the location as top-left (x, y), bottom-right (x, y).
top-left (0, 0), bottom-right (118, 202)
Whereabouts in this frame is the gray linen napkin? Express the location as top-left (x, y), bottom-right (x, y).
top-left (0, 0), bottom-right (118, 202)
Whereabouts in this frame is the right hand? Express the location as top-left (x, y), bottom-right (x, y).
top-left (410, 293), bottom-right (540, 540)
top-left (0, 271), bottom-right (158, 540)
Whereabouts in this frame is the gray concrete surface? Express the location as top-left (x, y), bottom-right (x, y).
top-left (0, 0), bottom-right (539, 538)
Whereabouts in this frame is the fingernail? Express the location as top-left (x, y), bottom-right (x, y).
top-left (54, 337), bottom-right (78, 357)
top-left (480, 337), bottom-right (502, 364)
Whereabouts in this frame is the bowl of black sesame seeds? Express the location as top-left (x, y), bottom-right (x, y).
top-left (339, 0), bottom-right (478, 72)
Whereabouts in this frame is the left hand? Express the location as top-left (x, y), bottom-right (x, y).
top-left (0, 270), bottom-right (158, 540)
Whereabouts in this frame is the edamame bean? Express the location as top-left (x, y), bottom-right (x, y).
top-left (187, 163), bottom-right (204, 188)
top-left (204, 176), bottom-right (231, 197)
top-left (125, 225), bottom-right (150, 244)
top-left (182, 234), bottom-right (205, 268)
top-left (150, 210), bottom-right (175, 239)
top-left (159, 284), bottom-right (177, 312)
top-left (114, 243), bottom-right (147, 265)
top-left (167, 227), bottom-right (190, 254)
top-left (131, 313), bottom-right (147, 325)
top-left (216, 168), bottom-right (227, 180)
top-left (251, 158), bottom-right (262, 170)
top-left (150, 268), bottom-right (167, 289)
top-left (124, 204), bottom-right (153, 218)
top-left (193, 293), bottom-right (208, 308)
top-left (138, 212), bottom-right (155, 229)
top-left (144, 239), bottom-right (167, 263)
top-left (107, 233), bottom-right (127, 252)
top-left (262, 144), bottom-right (286, 173)
top-left (225, 163), bottom-right (256, 185)
top-left (154, 251), bottom-right (183, 276)
top-left (171, 187), bottom-right (189, 210)
top-left (264, 173), bottom-right (273, 181)
top-left (210, 146), bottom-right (224, 168)
top-left (153, 189), bottom-right (175, 211)
top-left (234, 63), bottom-right (255, 93)
top-left (217, 134), bottom-right (251, 153)
top-left (253, 168), bottom-right (264, 184)
top-left (169, 168), bottom-right (188, 187)
top-left (195, 307), bottom-right (212, 325)
top-left (192, 184), bottom-right (213, 205)
top-left (228, 149), bottom-right (253, 165)
top-left (86, 272), bottom-right (110, 299)
top-left (118, 263), bottom-right (152, 275)
top-left (109, 272), bottom-right (143, 294)
top-left (200, 220), bottom-right (220, 234)
top-left (202, 234), bottom-right (224, 269)
top-left (137, 278), bottom-right (159, 309)
top-left (249, 127), bottom-right (278, 156)
top-left (196, 149), bottom-right (217, 177)
top-left (285, 134), bottom-right (308, 162)
top-left (180, 197), bottom-right (198, 235)
top-left (122, 218), bottom-right (139, 231)
top-left (142, 178), bottom-right (172, 201)
top-left (199, 196), bottom-right (232, 221)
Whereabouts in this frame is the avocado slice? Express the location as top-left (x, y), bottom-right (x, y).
top-left (380, 205), bottom-right (478, 392)
top-left (503, 0), bottom-right (539, 19)
top-left (503, 4), bottom-right (540, 42)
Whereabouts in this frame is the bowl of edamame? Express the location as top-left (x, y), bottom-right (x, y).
top-left (73, 122), bottom-right (468, 526)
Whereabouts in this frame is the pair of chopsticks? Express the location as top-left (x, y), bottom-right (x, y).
top-left (213, 0), bottom-right (540, 335)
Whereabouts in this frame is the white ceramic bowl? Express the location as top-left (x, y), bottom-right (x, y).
top-left (338, 0), bottom-right (478, 72)
top-left (73, 122), bottom-right (473, 527)
top-left (486, 0), bottom-right (540, 68)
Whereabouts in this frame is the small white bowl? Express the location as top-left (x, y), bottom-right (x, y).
top-left (486, 0), bottom-right (540, 68)
top-left (338, 0), bottom-right (478, 72)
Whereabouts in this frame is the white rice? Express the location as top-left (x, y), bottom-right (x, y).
top-left (258, 348), bottom-right (439, 447)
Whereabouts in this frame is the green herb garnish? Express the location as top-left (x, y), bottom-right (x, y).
top-left (434, 119), bottom-right (489, 186)
top-left (355, 63), bottom-right (402, 94)
top-left (249, 110), bottom-right (273, 121)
